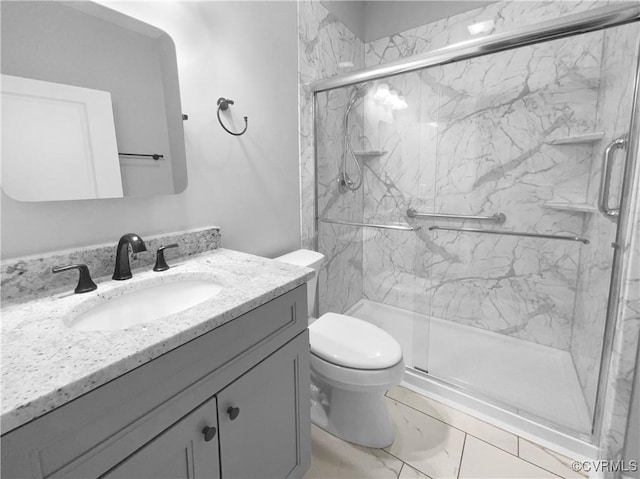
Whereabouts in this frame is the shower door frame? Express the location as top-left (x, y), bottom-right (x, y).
top-left (310, 3), bottom-right (640, 447)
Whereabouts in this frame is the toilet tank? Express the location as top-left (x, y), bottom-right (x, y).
top-left (275, 249), bottom-right (324, 318)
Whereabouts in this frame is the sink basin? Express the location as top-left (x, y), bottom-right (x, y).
top-left (68, 279), bottom-right (223, 331)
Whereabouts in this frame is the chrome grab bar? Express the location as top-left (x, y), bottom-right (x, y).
top-left (320, 217), bottom-right (420, 231)
top-left (407, 208), bottom-right (506, 224)
top-left (598, 135), bottom-right (627, 222)
top-left (429, 226), bottom-right (589, 245)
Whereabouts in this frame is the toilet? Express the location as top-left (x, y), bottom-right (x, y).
top-left (275, 249), bottom-right (404, 448)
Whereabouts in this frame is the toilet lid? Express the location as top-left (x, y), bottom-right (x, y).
top-left (309, 313), bottom-right (402, 369)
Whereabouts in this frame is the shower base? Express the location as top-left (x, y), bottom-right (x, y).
top-left (345, 299), bottom-right (596, 458)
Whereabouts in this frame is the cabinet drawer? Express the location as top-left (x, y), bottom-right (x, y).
top-left (1, 285), bottom-right (307, 479)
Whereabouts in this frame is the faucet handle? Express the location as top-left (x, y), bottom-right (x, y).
top-left (52, 264), bottom-right (98, 294)
top-left (153, 244), bottom-right (179, 272)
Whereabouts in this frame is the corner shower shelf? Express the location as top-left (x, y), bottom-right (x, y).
top-left (545, 132), bottom-right (604, 145)
top-left (354, 150), bottom-right (387, 159)
top-left (543, 202), bottom-right (598, 214)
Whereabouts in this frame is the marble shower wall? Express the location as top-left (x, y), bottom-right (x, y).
top-left (297, 1), bottom-right (365, 314)
top-left (299, 0), bottom-right (609, 322)
top-left (362, 13), bottom-right (605, 352)
top-left (364, 1), bottom-right (610, 66)
top-left (315, 87), bottom-right (365, 315)
top-left (571, 23), bottom-right (640, 417)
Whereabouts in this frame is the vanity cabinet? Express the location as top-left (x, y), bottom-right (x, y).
top-left (1, 285), bottom-right (310, 479)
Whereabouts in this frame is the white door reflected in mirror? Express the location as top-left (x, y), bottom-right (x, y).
top-left (1, 74), bottom-right (124, 201)
top-left (0, 1), bottom-right (188, 201)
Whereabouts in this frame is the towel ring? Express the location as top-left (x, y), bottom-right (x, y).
top-left (217, 97), bottom-right (248, 136)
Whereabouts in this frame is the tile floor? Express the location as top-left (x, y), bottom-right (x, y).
top-left (304, 386), bottom-right (587, 479)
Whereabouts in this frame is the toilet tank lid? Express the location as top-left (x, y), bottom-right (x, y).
top-left (275, 249), bottom-right (324, 269)
top-left (309, 313), bottom-right (402, 369)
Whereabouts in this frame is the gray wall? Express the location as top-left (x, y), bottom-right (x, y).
top-left (1, 1), bottom-right (300, 259)
top-left (319, 1), bottom-right (366, 40)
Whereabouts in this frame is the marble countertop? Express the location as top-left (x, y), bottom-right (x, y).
top-left (1, 248), bottom-right (313, 434)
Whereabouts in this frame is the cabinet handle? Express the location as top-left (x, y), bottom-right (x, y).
top-left (202, 426), bottom-right (217, 442)
top-left (227, 406), bottom-right (240, 420)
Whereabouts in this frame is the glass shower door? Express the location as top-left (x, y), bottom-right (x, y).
top-left (359, 71), bottom-right (428, 373)
top-left (416, 22), bottom-right (640, 436)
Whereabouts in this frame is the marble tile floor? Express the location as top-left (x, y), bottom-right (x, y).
top-left (304, 386), bottom-right (587, 479)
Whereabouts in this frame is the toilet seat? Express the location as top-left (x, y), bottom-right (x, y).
top-left (311, 352), bottom-right (404, 391)
top-left (309, 312), bottom-right (403, 369)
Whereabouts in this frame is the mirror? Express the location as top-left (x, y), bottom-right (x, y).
top-left (0, 1), bottom-right (187, 201)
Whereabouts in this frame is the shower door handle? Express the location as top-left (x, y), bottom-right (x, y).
top-left (598, 135), bottom-right (627, 222)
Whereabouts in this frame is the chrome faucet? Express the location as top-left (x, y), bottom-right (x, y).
top-left (113, 233), bottom-right (147, 280)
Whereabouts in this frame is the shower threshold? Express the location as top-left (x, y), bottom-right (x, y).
top-left (345, 299), bottom-right (597, 459)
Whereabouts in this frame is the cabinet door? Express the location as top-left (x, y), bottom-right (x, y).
top-left (101, 396), bottom-right (221, 479)
top-left (217, 331), bottom-right (310, 479)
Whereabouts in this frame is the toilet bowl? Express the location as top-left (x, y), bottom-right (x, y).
top-left (309, 312), bottom-right (404, 448)
top-left (275, 249), bottom-right (404, 448)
